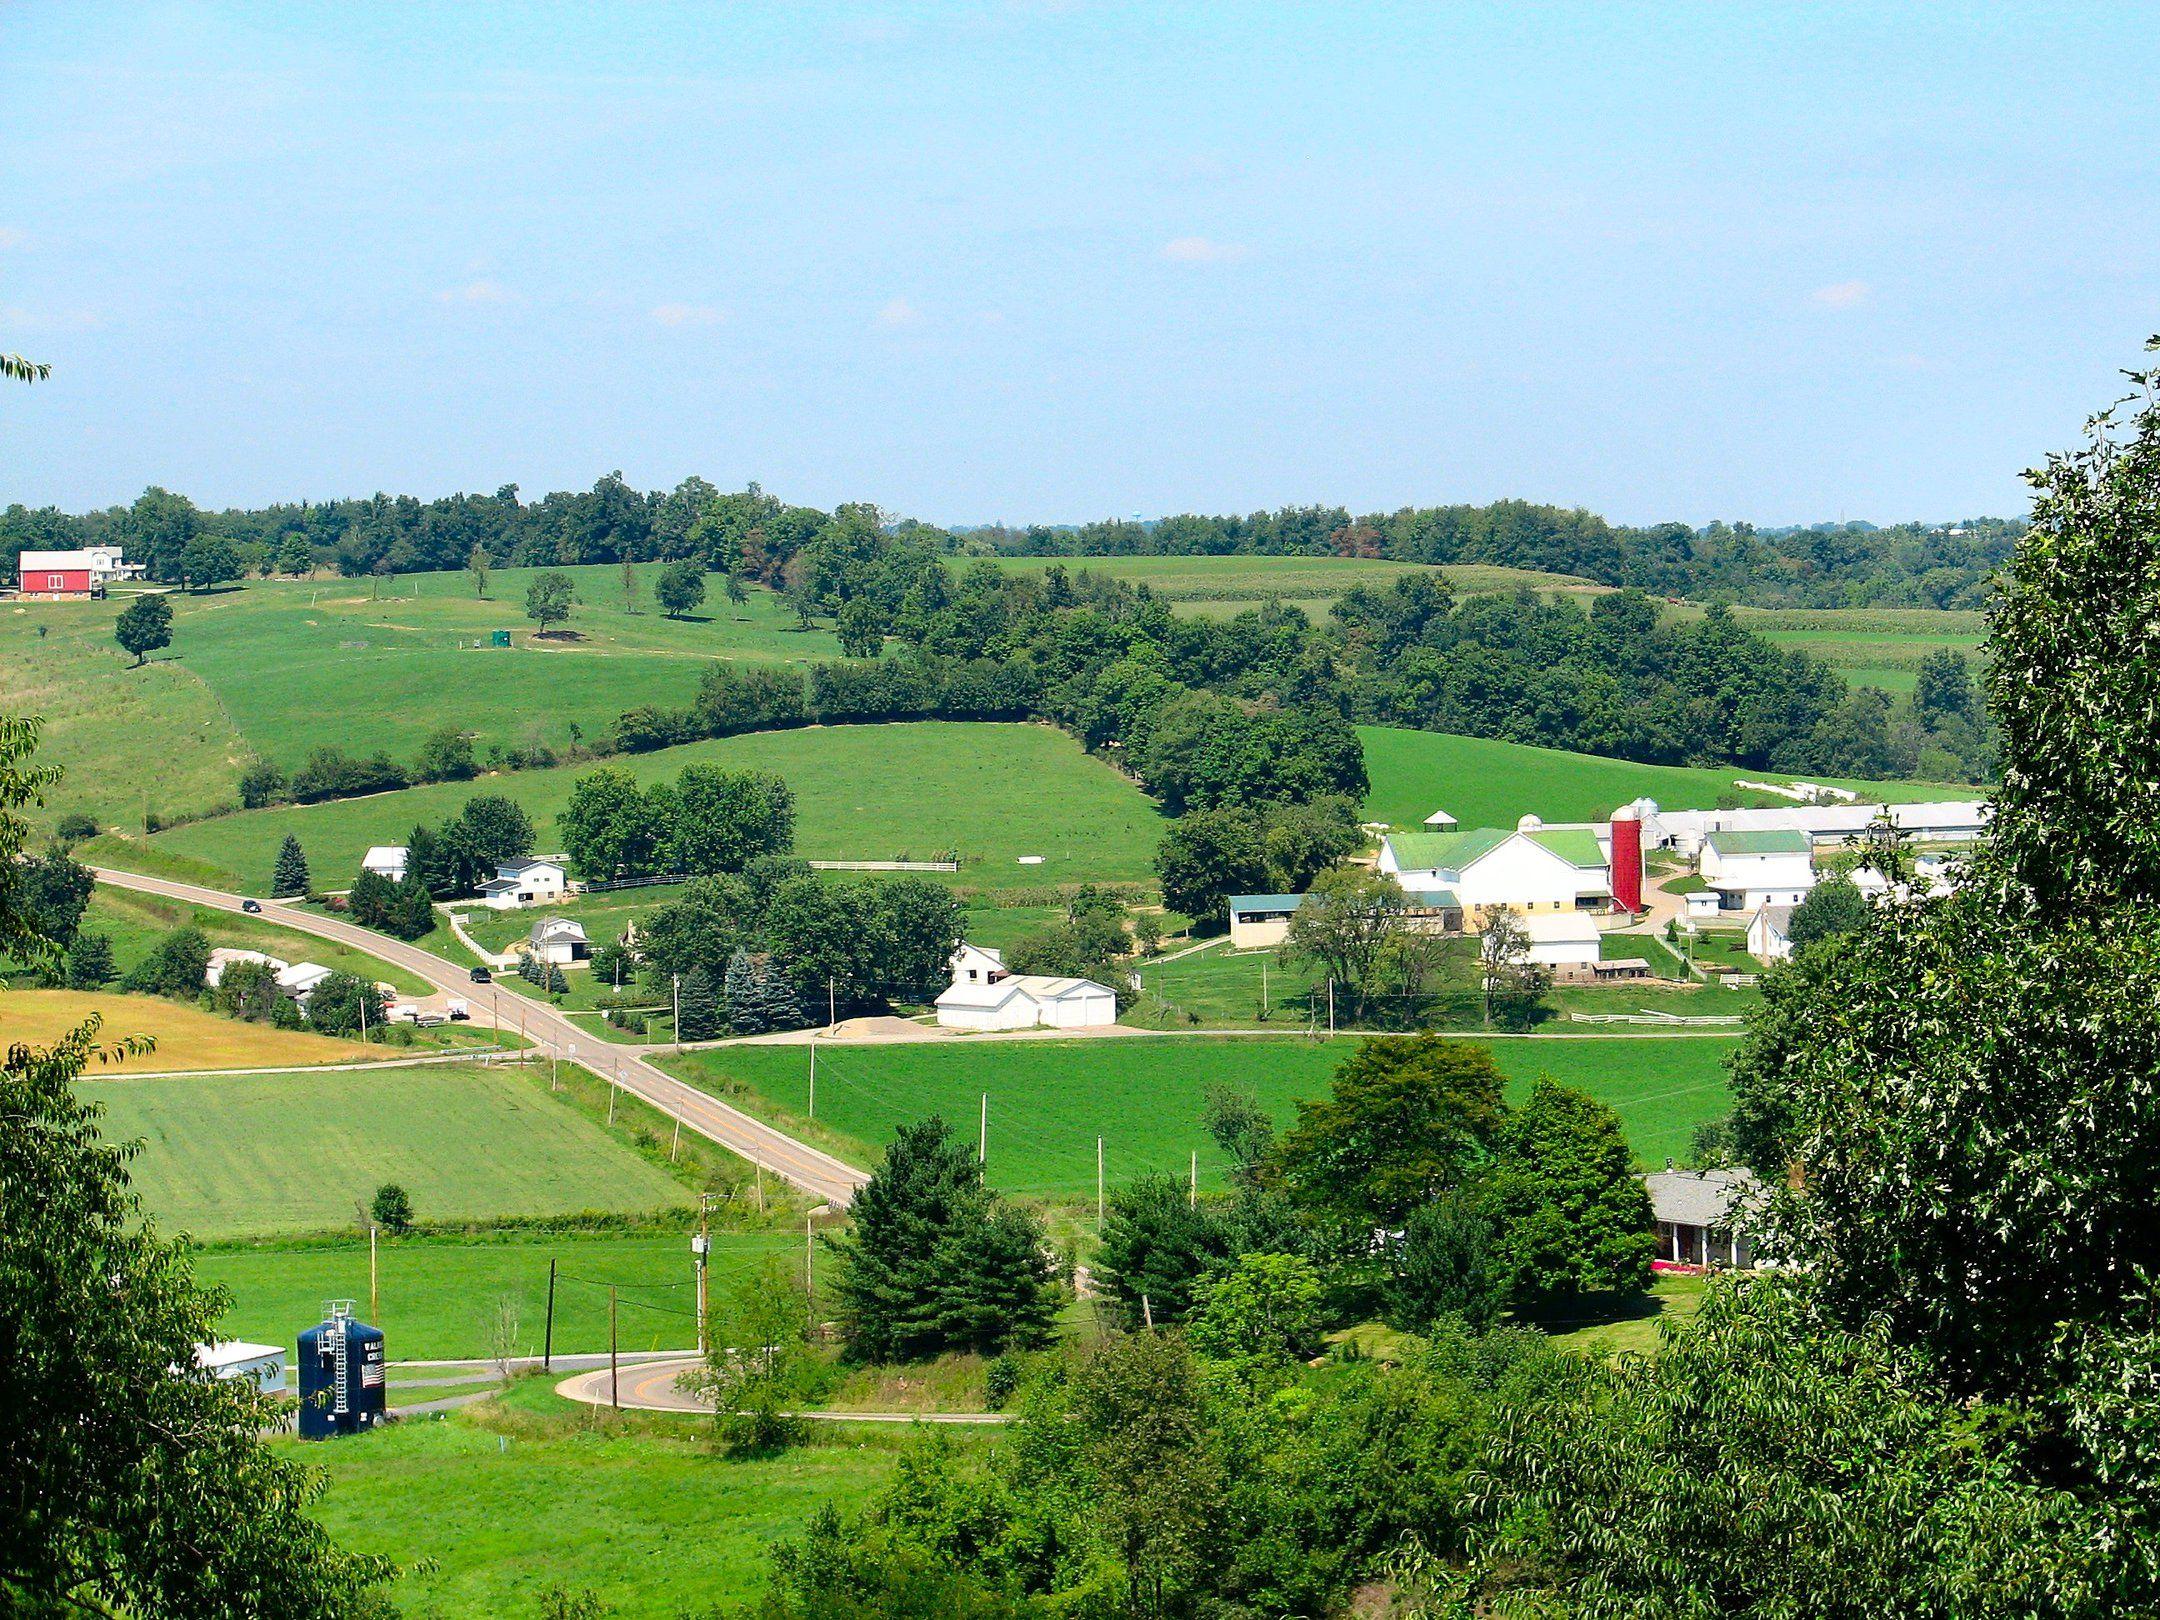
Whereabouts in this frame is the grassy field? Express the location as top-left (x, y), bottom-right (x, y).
top-left (199, 1229), bottom-right (796, 1358)
top-left (85, 1062), bottom-right (696, 1237)
top-left (3, 989), bottom-right (392, 1072)
top-left (980, 553), bottom-right (1604, 619)
top-left (1358, 725), bottom-right (1981, 830)
top-left (1731, 606), bottom-right (1987, 695)
top-left (0, 567), bottom-right (843, 828)
top-left (295, 1382), bottom-right (905, 1619)
top-left (665, 1033), bottom-right (1736, 1201)
top-left (148, 720), bottom-right (1165, 897)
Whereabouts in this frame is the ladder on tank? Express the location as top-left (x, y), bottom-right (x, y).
top-left (324, 1300), bottom-right (354, 1417)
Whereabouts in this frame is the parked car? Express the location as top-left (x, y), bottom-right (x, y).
top-left (240, 899), bottom-right (262, 913)
top-left (470, 966), bottom-right (491, 983)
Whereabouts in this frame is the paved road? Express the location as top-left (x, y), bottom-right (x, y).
top-left (555, 1356), bottom-right (1011, 1424)
top-left (92, 867), bottom-right (870, 1208)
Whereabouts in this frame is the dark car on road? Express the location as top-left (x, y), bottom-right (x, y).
top-left (240, 899), bottom-right (262, 913)
top-left (470, 966), bottom-right (491, 983)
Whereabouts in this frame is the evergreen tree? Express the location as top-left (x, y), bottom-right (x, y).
top-left (346, 868), bottom-right (396, 929)
top-left (830, 1116), bottom-right (1058, 1361)
top-left (388, 875), bottom-right (435, 940)
top-left (1095, 1173), bottom-right (1234, 1328)
top-left (271, 834), bottom-right (310, 898)
top-left (544, 962), bottom-right (569, 996)
top-left (406, 823), bottom-right (450, 897)
top-left (676, 964), bottom-right (722, 1039)
top-left (120, 927), bottom-right (211, 999)
top-left (63, 931), bottom-right (115, 990)
top-left (724, 949), bottom-right (802, 1033)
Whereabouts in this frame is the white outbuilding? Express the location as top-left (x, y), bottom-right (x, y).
top-left (362, 845), bottom-right (410, 883)
top-left (935, 973), bottom-right (1118, 1032)
top-left (1698, 829), bottom-right (1815, 912)
top-left (195, 1340), bottom-right (287, 1395)
top-left (1515, 909), bottom-right (1604, 968)
top-left (1746, 904), bottom-right (1796, 963)
top-left (206, 947), bottom-right (286, 988)
top-left (527, 915), bottom-right (590, 966)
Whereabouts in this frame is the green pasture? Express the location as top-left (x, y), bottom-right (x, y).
top-left (295, 1383), bottom-right (905, 1619)
top-left (1357, 725), bottom-right (1980, 831)
top-left (980, 552), bottom-right (1602, 617)
top-left (664, 1033), bottom-right (1737, 1202)
top-left (86, 1063), bottom-right (695, 1239)
top-left (199, 1229), bottom-right (793, 1360)
top-left (1719, 606), bottom-right (1987, 694)
top-left (148, 720), bottom-right (1165, 895)
top-left (0, 567), bottom-right (839, 828)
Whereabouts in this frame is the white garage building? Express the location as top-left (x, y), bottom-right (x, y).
top-left (935, 970), bottom-right (1118, 1032)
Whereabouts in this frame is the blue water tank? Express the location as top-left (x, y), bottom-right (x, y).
top-left (296, 1303), bottom-right (387, 1439)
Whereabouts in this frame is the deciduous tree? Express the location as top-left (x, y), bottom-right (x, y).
top-left (113, 592), bottom-right (172, 666)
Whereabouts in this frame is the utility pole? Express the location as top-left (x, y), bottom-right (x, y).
top-left (808, 1039), bottom-right (816, 1120)
top-left (549, 1042), bottom-right (557, 1093)
top-left (1327, 978), bottom-right (1336, 1036)
top-left (1097, 1136), bottom-right (1105, 1232)
top-left (1262, 960), bottom-right (1268, 1017)
top-left (693, 1197), bottom-right (713, 1357)
top-left (979, 1092), bottom-right (987, 1164)
top-left (609, 1285), bottom-right (619, 1410)
top-left (672, 973), bottom-right (680, 1053)
top-left (804, 1211), bottom-right (817, 1338)
top-left (543, 1258), bottom-right (556, 1371)
top-left (670, 1120), bottom-right (681, 1162)
top-left (369, 1225), bottom-right (378, 1320)
top-left (1189, 1150), bottom-right (1197, 1208)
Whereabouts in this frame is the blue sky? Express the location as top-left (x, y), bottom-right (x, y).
top-left (3, 2), bottom-right (2155, 524)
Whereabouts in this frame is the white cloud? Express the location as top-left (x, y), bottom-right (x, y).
top-left (1810, 279), bottom-right (1872, 310)
top-left (874, 296), bottom-right (923, 329)
top-left (650, 301), bottom-right (723, 327)
top-left (1161, 235), bottom-right (1248, 265)
top-left (436, 278), bottom-right (510, 306)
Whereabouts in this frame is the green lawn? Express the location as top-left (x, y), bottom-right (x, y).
top-left (0, 568), bottom-right (842, 829)
top-left (1358, 725), bottom-right (1981, 831)
top-left (199, 1229), bottom-right (796, 1359)
top-left (294, 1383), bottom-right (903, 1618)
top-left (86, 1063), bottom-right (696, 1238)
top-left (148, 720), bottom-right (1165, 898)
top-left (1729, 606), bottom-right (1987, 695)
top-left (663, 1033), bottom-right (1737, 1202)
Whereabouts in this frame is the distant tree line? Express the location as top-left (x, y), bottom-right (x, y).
top-left (2, 479), bottom-right (2017, 611)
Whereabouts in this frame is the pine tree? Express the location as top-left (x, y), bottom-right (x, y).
top-left (676, 965), bottom-right (721, 1039)
top-left (747, 955), bottom-right (804, 1031)
top-left (271, 834), bottom-right (310, 898)
top-left (722, 950), bottom-right (760, 1032)
top-left (346, 869), bottom-right (396, 929)
top-left (406, 823), bottom-right (449, 897)
top-left (63, 932), bottom-right (115, 991)
top-left (544, 963), bottom-right (569, 997)
top-left (389, 876), bottom-right (435, 941)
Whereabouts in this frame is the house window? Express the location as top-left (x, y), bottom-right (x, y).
top-left (47, 574), bottom-right (65, 589)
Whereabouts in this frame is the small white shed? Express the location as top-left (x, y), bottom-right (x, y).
top-left (196, 1340), bottom-right (287, 1395)
top-left (1517, 910), bottom-right (1603, 968)
top-left (362, 845), bottom-right (410, 883)
top-left (528, 916), bottom-right (590, 966)
top-left (935, 973), bottom-right (1118, 1032)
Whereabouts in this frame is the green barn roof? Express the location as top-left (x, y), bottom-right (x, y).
top-left (1384, 827), bottom-right (1511, 873)
top-left (1525, 827), bottom-right (1608, 869)
top-left (1704, 828), bottom-right (1812, 856)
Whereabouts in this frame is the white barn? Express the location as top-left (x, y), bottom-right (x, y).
top-left (195, 1341), bottom-right (287, 1395)
top-left (1379, 821), bottom-right (1611, 927)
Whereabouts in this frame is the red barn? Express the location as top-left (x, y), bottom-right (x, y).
top-left (17, 550), bottom-right (99, 598)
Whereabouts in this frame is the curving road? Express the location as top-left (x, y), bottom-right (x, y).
top-left (91, 867), bottom-right (870, 1208)
top-left (554, 1356), bottom-right (1011, 1424)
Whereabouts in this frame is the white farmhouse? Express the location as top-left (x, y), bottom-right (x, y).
top-left (949, 942), bottom-right (1007, 986)
top-left (527, 916), bottom-right (590, 967)
top-left (1746, 903), bottom-right (1796, 962)
top-left (479, 857), bottom-right (570, 909)
top-left (935, 970), bottom-right (1118, 1032)
top-left (362, 845), bottom-right (409, 883)
top-left (205, 947), bottom-right (286, 988)
top-left (1378, 820), bottom-right (1611, 928)
top-left (1698, 829), bottom-right (1814, 912)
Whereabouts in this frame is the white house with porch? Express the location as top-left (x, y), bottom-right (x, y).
top-left (479, 857), bottom-right (570, 909)
top-left (1644, 1167), bottom-right (1759, 1270)
top-left (1698, 829), bottom-right (1815, 912)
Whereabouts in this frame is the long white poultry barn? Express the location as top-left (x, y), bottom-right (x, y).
top-left (1638, 797), bottom-right (1991, 859)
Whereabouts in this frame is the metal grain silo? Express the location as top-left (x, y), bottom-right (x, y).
top-left (297, 1301), bottom-right (387, 1439)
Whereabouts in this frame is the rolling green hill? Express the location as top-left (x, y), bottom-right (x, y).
top-left (978, 552), bottom-right (1604, 619)
top-left (1357, 726), bottom-right (1982, 830)
top-left (0, 565), bottom-right (838, 828)
top-left (148, 720), bottom-right (1165, 896)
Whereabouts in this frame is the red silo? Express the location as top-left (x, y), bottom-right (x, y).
top-left (1609, 808), bottom-right (1644, 913)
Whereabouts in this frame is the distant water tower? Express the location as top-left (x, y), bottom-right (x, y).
top-left (297, 1301), bottom-right (386, 1440)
